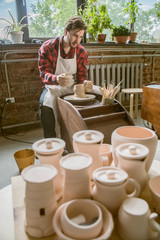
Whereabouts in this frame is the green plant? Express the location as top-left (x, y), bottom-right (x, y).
top-left (123, 0), bottom-right (141, 32)
top-left (112, 25), bottom-right (131, 36)
top-left (78, 0), bottom-right (112, 40)
top-left (154, 1), bottom-right (160, 19)
top-left (0, 10), bottom-right (27, 35)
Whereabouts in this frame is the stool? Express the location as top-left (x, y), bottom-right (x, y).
top-left (119, 88), bottom-right (143, 119)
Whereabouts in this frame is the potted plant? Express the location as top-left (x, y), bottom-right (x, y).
top-left (78, 0), bottom-right (112, 43)
top-left (123, 0), bottom-right (141, 42)
top-left (0, 10), bottom-right (27, 43)
top-left (112, 25), bottom-right (131, 44)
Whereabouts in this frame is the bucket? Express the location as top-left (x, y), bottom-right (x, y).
top-left (14, 149), bottom-right (35, 172)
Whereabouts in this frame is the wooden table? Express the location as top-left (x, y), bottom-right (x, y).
top-left (0, 160), bottom-right (160, 240)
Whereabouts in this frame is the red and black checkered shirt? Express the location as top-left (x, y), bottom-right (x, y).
top-left (38, 37), bottom-right (88, 88)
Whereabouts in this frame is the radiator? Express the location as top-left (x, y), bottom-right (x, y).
top-left (87, 63), bottom-right (143, 101)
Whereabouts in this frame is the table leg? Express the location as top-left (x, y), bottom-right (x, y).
top-left (130, 93), bottom-right (134, 118)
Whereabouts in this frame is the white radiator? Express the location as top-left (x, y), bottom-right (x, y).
top-left (87, 63), bottom-right (143, 100)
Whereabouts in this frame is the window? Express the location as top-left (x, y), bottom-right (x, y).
top-left (0, 0), bottom-right (160, 43)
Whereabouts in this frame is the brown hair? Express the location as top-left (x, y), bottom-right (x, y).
top-left (65, 16), bottom-right (87, 31)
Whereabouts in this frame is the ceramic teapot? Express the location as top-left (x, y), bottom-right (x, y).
top-left (32, 138), bottom-right (65, 193)
top-left (114, 143), bottom-right (149, 193)
top-left (111, 126), bottom-right (158, 172)
top-left (92, 167), bottom-right (141, 216)
top-left (73, 130), bottom-right (104, 177)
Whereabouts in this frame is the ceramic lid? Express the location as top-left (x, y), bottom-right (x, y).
top-left (73, 130), bottom-right (104, 144)
top-left (32, 138), bottom-right (65, 155)
top-left (22, 164), bottom-right (57, 183)
top-left (93, 167), bottom-right (128, 185)
top-left (60, 153), bottom-right (92, 170)
top-left (116, 143), bottom-right (149, 160)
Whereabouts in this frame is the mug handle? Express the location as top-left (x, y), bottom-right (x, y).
top-left (149, 212), bottom-right (160, 239)
top-left (113, 150), bottom-right (119, 167)
top-left (126, 178), bottom-right (141, 198)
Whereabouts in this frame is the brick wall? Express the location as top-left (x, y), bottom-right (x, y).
top-left (0, 43), bottom-right (160, 133)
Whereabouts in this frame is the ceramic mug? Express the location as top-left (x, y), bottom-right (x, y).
top-left (74, 84), bottom-right (87, 98)
top-left (99, 144), bottom-right (113, 166)
top-left (149, 175), bottom-right (160, 214)
top-left (118, 197), bottom-right (160, 240)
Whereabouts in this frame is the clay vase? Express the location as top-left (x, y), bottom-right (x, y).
top-left (21, 164), bottom-right (58, 238)
top-left (32, 138), bottom-right (65, 193)
top-left (118, 197), bottom-right (160, 240)
top-left (73, 84), bottom-right (87, 98)
top-left (92, 167), bottom-right (141, 216)
top-left (114, 143), bottom-right (149, 193)
top-left (73, 130), bottom-right (104, 178)
top-left (111, 126), bottom-right (158, 172)
top-left (60, 153), bottom-right (92, 202)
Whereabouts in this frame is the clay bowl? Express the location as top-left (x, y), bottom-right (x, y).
top-left (53, 200), bottom-right (114, 240)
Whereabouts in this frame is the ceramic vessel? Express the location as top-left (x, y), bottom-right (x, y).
top-left (60, 199), bottom-right (103, 239)
top-left (60, 153), bottom-right (92, 202)
top-left (74, 84), bottom-right (87, 98)
top-left (99, 144), bottom-right (113, 166)
top-left (149, 176), bottom-right (160, 214)
top-left (73, 130), bottom-right (104, 177)
top-left (92, 167), bottom-right (140, 215)
top-left (111, 126), bottom-right (158, 172)
top-left (118, 197), bottom-right (160, 240)
top-left (53, 200), bottom-right (114, 240)
top-left (21, 164), bottom-right (58, 238)
top-left (32, 138), bottom-right (65, 193)
top-left (114, 143), bottom-right (149, 193)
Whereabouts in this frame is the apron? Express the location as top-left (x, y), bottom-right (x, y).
top-left (43, 39), bottom-right (77, 137)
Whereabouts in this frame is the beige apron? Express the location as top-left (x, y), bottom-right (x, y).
top-left (43, 40), bottom-right (77, 136)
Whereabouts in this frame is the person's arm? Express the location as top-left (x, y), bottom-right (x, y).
top-left (76, 46), bottom-right (89, 84)
top-left (38, 39), bottom-right (58, 86)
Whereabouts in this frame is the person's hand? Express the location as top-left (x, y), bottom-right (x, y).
top-left (57, 73), bottom-right (73, 87)
top-left (83, 80), bottom-right (93, 92)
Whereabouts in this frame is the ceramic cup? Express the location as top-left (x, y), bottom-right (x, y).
top-left (99, 144), bottom-right (113, 166)
top-left (60, 199), bottom-right (103, 240)
top-left (74, 84), bottom-right (87, 98)
top-left (118, 197), bottom-right (160, 240)
top-left (149, 175), bottom-right (160, 214)
top-left (60, 153), bottom-right (92, 202)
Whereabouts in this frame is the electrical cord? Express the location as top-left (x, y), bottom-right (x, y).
top-left (0, 101), bottom-right (34, 144)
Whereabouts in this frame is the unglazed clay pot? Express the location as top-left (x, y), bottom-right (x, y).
top-left (92, 167), bottom-right (140, 216)
top-left (60, 199), bottom-right (103, 240)
top-left (118, 197), bottom-right (160, 240)
top-left (149, 176), bottom-right (160, 214)
top-left (22, 164), bottom-right (58, 238)
top-left (111, 126), bottom-right (158, 172)
top-left (73, 130), bottom-right (104, 177)
top-left (114, 143), bottom-right (149, 193)
top-left (32, 138), bottom-right (65, 193)
top-left (60, 153), bottom-right (92, 202)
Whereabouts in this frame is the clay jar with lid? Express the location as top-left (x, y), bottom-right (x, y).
top-left (32, 138), bottom-right (65, 193)
top-left (60, 153), bottom-right (92, 202)
top-left (73, 130), bottom-right (104, 177)
top-left (114, 143), bottom-right (149, 193)
top-left (21, 164), bottom-right (58, 238)
top-left (92, 167), bottom-right (141, 216)
top-left (111, 126), bottom-right (158, 172)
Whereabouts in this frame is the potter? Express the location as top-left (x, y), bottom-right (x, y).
top-left (118, 197), bottom-right (160, 240)
top-left (114, 143), bottom-right (149, 193)
top-left (111, 126), bottom-right (158, 172)
top-left (92, 167), bottom-right (140, 215)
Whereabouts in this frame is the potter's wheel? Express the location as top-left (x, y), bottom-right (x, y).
top-left (63, 94), bottom-right (96, 105)
top-left (53, 200), bottom-right (114, 240)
